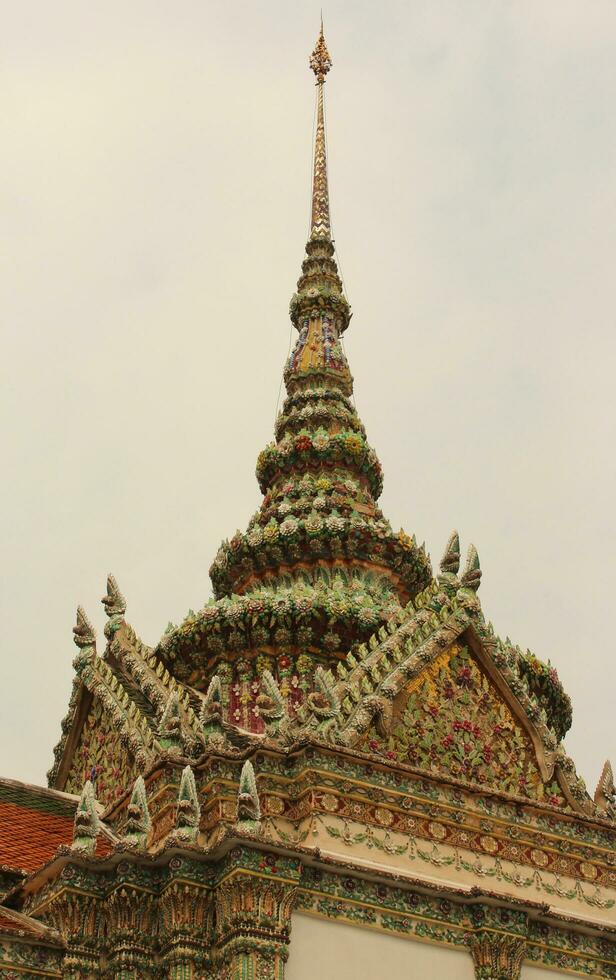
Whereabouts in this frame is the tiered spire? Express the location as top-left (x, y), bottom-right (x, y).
top-left (160, 25), bottom-right (431, 704)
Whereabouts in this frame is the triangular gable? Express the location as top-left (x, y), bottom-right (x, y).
top-left (356, 638), bottom-right (566, 806)
top-left (48, 607), bottom-right (160, 803)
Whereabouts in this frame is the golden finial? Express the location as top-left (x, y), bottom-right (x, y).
top-left (309, 21), bottom-right (332, 84)
top-left (309, 21), bottom-right (332, 239)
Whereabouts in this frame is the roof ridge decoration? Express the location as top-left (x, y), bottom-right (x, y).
top-left (47, 607), bottom-right (100, 788)
top-left (85, 654), bottom-right (157, 761)
top-left (236, 759), bottom-right (261, 829)
top-left (121, 775), bottom-right (151, 849)
top-left (50, 577), bottom-right (213, 795)
top-left (170, 766), bottom-right (200, 844)
top-left (72, 780), bottom-right (99, 854)
top-left (50, 599), bottom-right (161, 798)
top-left (200, 675), bottom-right (223, 733)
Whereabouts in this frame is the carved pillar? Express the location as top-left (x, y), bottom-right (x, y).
top-left (469, 931), bottom-right (526, 980)
top-left (105, 884), bottom-right (157, 978)
top-left (159, 880), bottom-right (213, 979)
top-left (214, 872), bottom-right (298, 980)
top-left (38, 891), bottom-right (103, 979)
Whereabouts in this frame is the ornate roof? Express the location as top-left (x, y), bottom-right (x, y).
top-left (42, 29), bottom-right (593, 832)
top-left (47, 549), bottom-right (594, 827)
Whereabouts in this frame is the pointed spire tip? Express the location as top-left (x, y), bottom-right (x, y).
top-left (310, 21), bottom-right (332, 83)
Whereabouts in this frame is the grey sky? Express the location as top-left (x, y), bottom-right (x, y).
top-left (3, 1), bottom-right (615, 793)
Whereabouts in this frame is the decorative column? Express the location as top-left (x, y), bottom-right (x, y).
top-left (105, 883), bottom-right (157, 978)
top-left (159, 879), bottom-right (213, 980)
top-left (213, 850), bottom-right (301, 980)
top-left (467, 905), bottom-right (528, 980)
top-left (38, 890), bottom-right (103, 979)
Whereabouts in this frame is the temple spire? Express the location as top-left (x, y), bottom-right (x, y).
top-left (309, 23), bottom-right (332, 240)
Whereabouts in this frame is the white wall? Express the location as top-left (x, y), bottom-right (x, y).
top-left (286, 913), bottom-right (476, 980)
top-left (524, 968), bottom-right (558, 978)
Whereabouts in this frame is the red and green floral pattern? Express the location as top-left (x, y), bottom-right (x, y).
top-left (64, 696), bottom-right (136, 807)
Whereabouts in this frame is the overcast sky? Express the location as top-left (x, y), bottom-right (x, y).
top-left (3, 1), bottom-right (615, 794)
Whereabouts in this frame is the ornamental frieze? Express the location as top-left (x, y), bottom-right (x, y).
top-left (296, 867), bottom-right (616, 978)
top-left (93, 749), bottom-right (616, 907)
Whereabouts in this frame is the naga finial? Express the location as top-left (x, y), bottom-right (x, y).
top-left (102, 575), bottom-right (126, 638)
top-left (439, 530), bottom-right (460, 575)
top-left (460, 544), bottom-right (482, 593)
top-left (73, 606), bottom-right (96, 649)
top-left (73, 607), bottom-right (97, 673)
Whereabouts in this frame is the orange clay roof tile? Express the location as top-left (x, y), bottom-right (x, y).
top-left (0, 777), bottom-right (111, 876)
top-left (0, 800), bottom-right (75, 874)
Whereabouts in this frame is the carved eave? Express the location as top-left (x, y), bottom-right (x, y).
top-left (463, 625), bottom-right (557, 783)
top-left (0, 903), bottom-right (64, 946)
top-left (105, 618), bottom-right (171, 716)
top-left (47, 676), bottom-right (93, 790)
